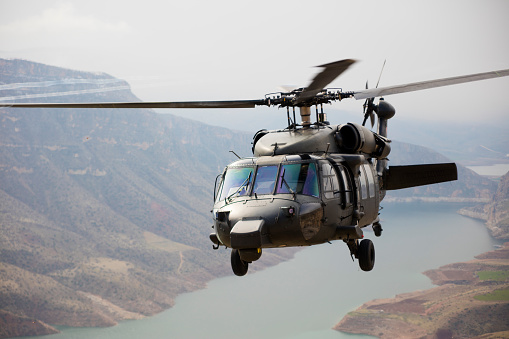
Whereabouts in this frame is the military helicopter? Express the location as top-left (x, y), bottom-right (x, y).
top-left (2, 59), bottom-right (509, 276)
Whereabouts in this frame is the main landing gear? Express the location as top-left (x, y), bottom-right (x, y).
top-left (358, 239), bottom-right (375, 271)
top-left (346, 238), bottom-right (375, 271)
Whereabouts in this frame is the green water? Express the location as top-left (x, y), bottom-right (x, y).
top-left (43, 202), bottom-right (498, 339)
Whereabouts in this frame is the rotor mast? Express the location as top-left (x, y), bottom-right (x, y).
top-left (300, 106), bottom-right (311, 127)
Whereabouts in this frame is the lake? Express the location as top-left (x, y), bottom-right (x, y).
top-left (466, 163), bottom-right (509, 177)
top-left (43, 202), bottom-right (499, 339)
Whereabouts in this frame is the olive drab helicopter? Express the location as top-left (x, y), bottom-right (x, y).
top-left (2, 59), bottom-right (509, 276)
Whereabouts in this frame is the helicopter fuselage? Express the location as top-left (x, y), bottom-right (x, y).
top-left (210, 121), bottom-right (456, 274)
top-left (211, 124), bottom-right (384, 262)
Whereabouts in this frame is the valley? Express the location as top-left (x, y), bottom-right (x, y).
top-left (1, 59), bottom-right (507, 338)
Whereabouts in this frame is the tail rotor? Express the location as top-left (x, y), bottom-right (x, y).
top-left (362, 60), bottom-right (386, 128)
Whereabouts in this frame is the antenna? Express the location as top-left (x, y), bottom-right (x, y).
top-left (229, 150), bottom-right (241, 159)
top-left (376, 59), bottom-right (386, 88)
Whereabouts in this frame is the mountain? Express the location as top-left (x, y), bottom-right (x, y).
top-left (0, 59), bottom-right (295, 337)
top-left (387, 116), bottom-right (509, 167)
top-left (487, 172), bottom-right (509, 239)
top-left (458, 171), bottom-right (509, 240)
top-left (0, 59), bottom-right (500, 337)
top-left (385, 141), bottom-right (497, 201)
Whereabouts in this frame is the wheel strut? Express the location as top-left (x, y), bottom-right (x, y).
top-left (344, 238), bottom-right (376, 271)
top-left (372, 222), bottom-right (383, 237)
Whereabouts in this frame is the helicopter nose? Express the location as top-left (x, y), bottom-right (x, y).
top-left (226, 201), bottom-right (323, 249)
top-left (230, 218), bottom-right (270, 249)
top-left (226, 202), bottom-right (297, 249)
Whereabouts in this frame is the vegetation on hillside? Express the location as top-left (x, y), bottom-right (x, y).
top-left (0, 58), bottom-right (503, 338)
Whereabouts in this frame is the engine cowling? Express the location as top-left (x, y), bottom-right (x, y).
top-left (335, 122), bottom-right (390, 159)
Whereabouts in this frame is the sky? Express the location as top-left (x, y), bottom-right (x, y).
top-left (1, 0), bottom-right (509, 132)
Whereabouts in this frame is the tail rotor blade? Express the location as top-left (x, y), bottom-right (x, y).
top-left (369, 111), bottom-right (375, 128)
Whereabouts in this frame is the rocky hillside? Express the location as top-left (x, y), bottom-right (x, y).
top-left (385, 141), bottom-right (497, 201)
top-left (0, 59), bottom-right (500, 338)
top-left (0, 59), bottom-right (294, 337)
top-left (458, 171), bottom-right (509, 240)
top-left (334, 243), bottom-right (509, 338)
top-left (334, 173), bottom-right (509, 338)
top-left (487, 172), bottom-right (509, 239)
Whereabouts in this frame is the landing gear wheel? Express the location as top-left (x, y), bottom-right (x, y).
top-left (231, 249), bottom-right (249, 276)
top-left (372, 222), bottom-right (383, 237)
top-left (358, 239), bottom-right (375, 271)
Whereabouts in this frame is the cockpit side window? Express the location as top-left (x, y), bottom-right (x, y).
top-left (322, 162), bottom-right (340, 200)
top-left (276, 162), bottom-right (319, 197)
top-left (252, 165), bottom-right (278, 195)
top-left (217, 166), bottom-right (254, 201)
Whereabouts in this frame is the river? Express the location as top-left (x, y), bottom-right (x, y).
top-left (43, 202), bottom-right (499, 339)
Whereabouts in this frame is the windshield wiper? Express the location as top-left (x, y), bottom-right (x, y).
top-left (226, 171), bottom-right (252, 202)
top-left (280, 169), bottom-right (296, 199)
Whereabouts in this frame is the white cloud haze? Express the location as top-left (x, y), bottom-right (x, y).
top-left (1, 0), bottom-right (508, 131)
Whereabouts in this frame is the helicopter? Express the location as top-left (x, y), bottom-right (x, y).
top-left (1, 59), bottom-right (508, 276)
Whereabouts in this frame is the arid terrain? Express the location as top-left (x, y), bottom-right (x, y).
top-left (1, 59), bottom-right (507, 338)
top-left (334, 243), bottom-right (509, 338)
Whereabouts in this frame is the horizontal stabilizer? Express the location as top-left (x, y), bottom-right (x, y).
top-left (384, 163), bottom-right (457, 190)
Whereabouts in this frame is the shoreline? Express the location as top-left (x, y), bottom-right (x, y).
top-left (383, 196), bottom-right (490, 203)
top-left (4, 201), bottom-right (501, 339)
top-left (335, 172), bottom-right (509, 338)
top-left (334, 243), bottom-right (509, 338)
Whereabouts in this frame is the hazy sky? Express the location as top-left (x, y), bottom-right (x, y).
top-left (1, 0), bottom-right (508, 131)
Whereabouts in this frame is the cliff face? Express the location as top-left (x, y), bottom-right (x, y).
top-left (486, 172), bottom-right (509, 239)
top-left (458, 171), bottom-right (509, 240)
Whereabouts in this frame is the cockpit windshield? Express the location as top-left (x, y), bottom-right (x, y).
top-left (252, 165), bottom-right (278, 195)
top-left (217, 166), bottom-right (254, 201)
top-left (217, 161), bottom-right (319, 202)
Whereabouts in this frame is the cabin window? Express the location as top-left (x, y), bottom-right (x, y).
top-left (359, 166), bottom-right (368, 200)
top-left (218, 166), bottom-right (254, 201)
top-left (364, 164), bottom-right (376, 198)
top-left (276, 163), bottom-right (319, 197)
top-left (252, 165), bottom-right (278, 195)
top-left (322, 163), bottom-right (340, 200)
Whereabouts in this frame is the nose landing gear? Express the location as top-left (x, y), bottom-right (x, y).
top-left (231, 248), bottom-right (263, 276)
top-left (231, 249), bottom-right (249, 276)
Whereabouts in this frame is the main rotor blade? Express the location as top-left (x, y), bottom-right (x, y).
top-left (296, 59), bottom-right (356, 103)
top-left (352, 69), bottom-right (509, 100)
top-left (0, 99), bottom-right (267, 109)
